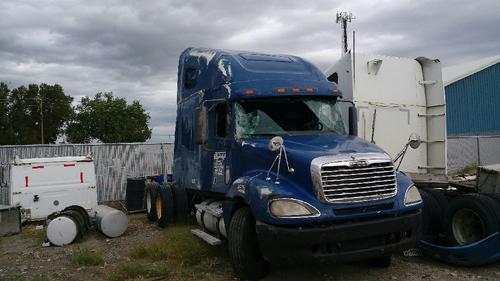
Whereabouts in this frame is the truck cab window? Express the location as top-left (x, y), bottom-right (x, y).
top-left (215, 103), bottom-right (227, 138)
top-left (184, 68), bottom-right (197, 89)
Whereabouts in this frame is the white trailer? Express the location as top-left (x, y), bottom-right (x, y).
top-left (8, 155), bottom-right (98, 221)
top-left (325, 53), bottom-right (447, 179)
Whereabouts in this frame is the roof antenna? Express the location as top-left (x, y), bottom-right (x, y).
top-left (336, 11), bottom-right (355, 55)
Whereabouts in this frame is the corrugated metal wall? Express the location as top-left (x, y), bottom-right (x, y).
top-left (445, 63), bottom-right (500, 136)
top-left (0, 143), bottom-right (174, 204)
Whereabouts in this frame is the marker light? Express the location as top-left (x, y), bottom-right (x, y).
top-left (276, 87), bottom-right (286, 93)
top-left (331, 87), bottom-right (340, 94)
top-left (306, 88), bottom-right (315, 93)
top-left (292, 88), bottom-right (300, 93)
top-left (244, 89), bottom-right (254, 95)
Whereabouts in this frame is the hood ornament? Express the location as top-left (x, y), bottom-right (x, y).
top-left (266, 136), bottom-right (294, 185)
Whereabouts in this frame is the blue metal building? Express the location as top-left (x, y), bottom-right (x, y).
top-left (443, 55), bottom-right (500, 136)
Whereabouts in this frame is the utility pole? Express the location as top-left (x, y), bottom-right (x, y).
top-left (39, 92), bottom-right (44, 144)
top-left (336, 11), bottom-right (355, 55)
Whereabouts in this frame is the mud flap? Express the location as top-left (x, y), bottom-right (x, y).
top-left (419, 232), bottom-right (500, 266)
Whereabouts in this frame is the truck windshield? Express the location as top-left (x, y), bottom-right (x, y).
top-left (235, 97), bottom-right (347, 138)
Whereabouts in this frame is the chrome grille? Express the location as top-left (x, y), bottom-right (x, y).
top-left (311, 153), bottom-right (397, 204)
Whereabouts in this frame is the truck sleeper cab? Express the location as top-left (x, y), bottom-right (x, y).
top-left (173, 48), bottom-right (422, 280)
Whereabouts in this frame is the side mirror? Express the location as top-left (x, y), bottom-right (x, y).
top-left (194, 106), bottom-right (208, 145)
top-left (348, 106), bottom-right (358, 136)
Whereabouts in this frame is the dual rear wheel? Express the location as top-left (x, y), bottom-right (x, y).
top-left (145, 182), bottom-right (188, 228)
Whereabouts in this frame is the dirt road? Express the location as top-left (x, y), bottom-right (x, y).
top-left (0, 214), bottom-right (498, 281)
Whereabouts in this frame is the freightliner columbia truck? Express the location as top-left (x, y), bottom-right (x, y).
top-left (146, 47), bottom-right (423, 280)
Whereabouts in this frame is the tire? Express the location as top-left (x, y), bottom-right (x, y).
top-left (61, 210), bottom-right (86, 240)
top-left (157, 184), bottom-right (175, 228)
top-left (484, 192), bottom-right (500, 204)
top-left (426, 188), bottom-right (449, 210)
top-left (145, 182), bottom-right (160, 221)
top-left (228, 207), bottom-right (269, 281)
top-left (367, 255), bottom-right (392, 267)
top-left (63, 206), bottom-right (91, 231)
top-left (419, 188), bottom-right (444, 238)
top-left (444, 193), bottom-right (500, 245)
top-left (172, 185), bottom-right (189, 224)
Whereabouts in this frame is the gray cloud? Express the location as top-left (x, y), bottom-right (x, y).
top-left (1, 0), bottom-right (499, 143)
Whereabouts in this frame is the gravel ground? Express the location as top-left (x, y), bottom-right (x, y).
top-left (0, 214), bottom-right (499, 281)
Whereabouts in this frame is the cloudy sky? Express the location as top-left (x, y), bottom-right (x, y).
top-left (1, 0), bottom-right (499, 142)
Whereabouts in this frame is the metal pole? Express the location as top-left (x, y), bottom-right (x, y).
top-left (39, 93), bottom-right (44, 144)
top-left (476, 136), bottom-right (481, 166)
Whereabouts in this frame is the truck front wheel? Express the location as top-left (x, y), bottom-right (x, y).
top-left (228, 207), bottom-right (269, 280)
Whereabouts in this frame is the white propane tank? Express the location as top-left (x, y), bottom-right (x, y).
top-left (93, 205), bottom-right (128, 238)
top-left (46, 215), bottom-right (79, 246)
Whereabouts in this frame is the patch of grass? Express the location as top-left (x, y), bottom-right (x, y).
top-left (130, 226), bottom-right (216, 265)
top-left (129, 226), bottom-right (233, 280)
top-left (31, 275), bottom-right (50, 281)
top-left (19, 225), bottom-right (46, 243)
top-left (71, 247), bottom-right (105, 266)
top-left (8, 275), bottom-right (27, 281)
top-left (107, 263), bottom-right (169, 281)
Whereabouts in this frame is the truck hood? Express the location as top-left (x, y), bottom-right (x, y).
top-left (240, 133), bottom-right (387, 161)
top-left (237, 134), bottom-right (390, 194)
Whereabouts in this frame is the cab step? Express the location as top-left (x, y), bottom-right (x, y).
top-left (191, 228), bottom-right (222, 246)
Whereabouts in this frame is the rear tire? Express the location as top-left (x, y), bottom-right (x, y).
top-left (419, 188), bottom-right (444, 238)
top-left (228, 207), bottom-right (269, 281)
top-left (157, 184), bottom-right (175, 228)
top-left (444, 193), bottom-right (500, 245)
top-left (145, 182), bottom-right (160, 221)
top-left (172, 185), bottom-right (189, 224)
top-left (367, 255), bottom-right (392, 267)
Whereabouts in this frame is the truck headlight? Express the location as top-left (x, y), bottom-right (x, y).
top-left (404, 185), bottom-right (422, 206)
top-left (269, 198), bottom-right (319, 217)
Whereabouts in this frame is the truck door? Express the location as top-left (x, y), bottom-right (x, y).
top-left (202, 102), bottom-right (230, 193)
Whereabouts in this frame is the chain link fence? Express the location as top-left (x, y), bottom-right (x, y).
top-left (447, 135), bottom-right (500, 172)
top-left (0, 143), bottom-right (174, 205)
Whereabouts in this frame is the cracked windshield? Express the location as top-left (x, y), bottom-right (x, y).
top-left (235, 97), bottom-right (347, 138)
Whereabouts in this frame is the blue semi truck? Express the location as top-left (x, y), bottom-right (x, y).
top-left (146, 47), bottom-right (423, 280)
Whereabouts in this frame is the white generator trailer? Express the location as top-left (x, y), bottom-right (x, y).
top-left (325, 52), bottom-right (447, 182)
top-left (8, 155), bottom-right (98, 221)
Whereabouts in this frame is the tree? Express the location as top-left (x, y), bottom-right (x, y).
top-left (0, 82), bottom-right (73, 145)
top-left (66, 92), bottom-right (152, 143)
top-left (0, 82), bottom-right (15, 145)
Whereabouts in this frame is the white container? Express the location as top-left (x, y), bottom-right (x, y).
top-left (92, 205), bottom-right (128, 238)
top-left (325, 53), bottom-right (447, 176)
top-left (9, 156), bottom-right (98, 221)
top-left (46, 215), bottom-right (79, 246)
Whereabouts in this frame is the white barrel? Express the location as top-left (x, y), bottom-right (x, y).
top-left (47, 215), bottom-right (78, 246)
top-left (93, 205), bottom-right (128, 238)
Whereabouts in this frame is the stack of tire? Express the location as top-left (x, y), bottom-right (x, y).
top-left (145, 182), bottom-right (188, 228)
top-left (419, 188), bottom-right (500, 246)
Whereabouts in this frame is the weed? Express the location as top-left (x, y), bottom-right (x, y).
top-left (129, 225), bottom-right (233, 280)
top-left (71, 247), bottom-right (105, 266)
top-left (19, 225), bottom-right (46, 243)
top-left (450, 163), bottom-right (478, 177)
top-left (31, 275), bottom-right (50, 281)
top-left (131, 226), bottom-right (217, 265)
top-left (107, 263), bottom-right (168, 281)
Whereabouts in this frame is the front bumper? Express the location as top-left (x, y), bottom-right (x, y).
top-left (256, 210), bottom-right (421, 263)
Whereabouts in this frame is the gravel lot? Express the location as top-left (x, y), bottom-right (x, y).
top-left (0, 213), bottom-right (499, 281)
